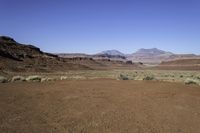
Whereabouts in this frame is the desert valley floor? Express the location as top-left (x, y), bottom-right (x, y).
top-left (1, 79), bottom-right (200, 133)
top-left (1, 36), bottom-right (200, 133)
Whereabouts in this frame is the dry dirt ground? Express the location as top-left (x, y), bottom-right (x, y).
top-left (0, 79), bottom-right (200, 133)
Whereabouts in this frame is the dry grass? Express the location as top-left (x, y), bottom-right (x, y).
top-left (1, 70), bottom-right (200, 86)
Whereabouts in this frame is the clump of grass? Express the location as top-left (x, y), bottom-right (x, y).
top-left (180, 75), bottom-right (184, 78)
top-left (47, 78), bottom-right (57, 81)
top-left (143, 75), bottom-right (155, 80)
top-left (170, 75), bottom-right (175, 77)
top-left (41, 77), bottom-right (55, 82)
top-left (26, 75), bottom-right (42, 82)
top-left (60, 76), bottom-right (68, 80)
top-left (11, 76), bottom-right (26, 82)
top-left (118, 74), bottom-right (129, 80)
top-left (0, 76), bottom-right (8, 83)
top-left (164, 75), bottom-right (169, 77)
top-left (196, 76), bottom-right (200, 80)
top-left (184, 78), bottom-right (199, 85)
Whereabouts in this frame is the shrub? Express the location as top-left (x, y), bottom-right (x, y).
top-left (184, 78), bottom-right (199, 85)
top-left (134, 76), bottom-right (144, 81)
top-left (60, 76), bottom-right (68, 80)
top-left (26, 75), bottom-right (42, 82)
top-left (0, 76), bottom-right (7, 83)
top-left (171, 75), bottom-right (175, 77)
top-left (164, 75), bottom-right (169, 77)
top-left (41, 77), bottom-right (57, 82)
top-left (180, 75), bottom-right (183, 78)
top-left (118, 74), bottom-right (129, 80)
top-left (46, 78), bottom-right (57, 81)
top-left (143, 75), bottom-right (154, 80)
top-left (41, 78), bottom-right (47, 82)
top-left (196, 76), bottom-right (200, 80)
top-left (11, 76), bottom-right (26, 82)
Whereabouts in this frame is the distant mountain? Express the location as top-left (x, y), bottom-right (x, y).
top-left (94, 50), bottom-right (126, 60)
top-left (133, 48), bottom-right (173, 56)
top-left (56, 48), bottom-right (200, 64)
top-left (127, 48), bottom-right (173, 64)
top-left (57, 50), bottom-right (127, 61)
top-left (57, 53), bottom-right (91, 58)
top-left (127, 48), bottom-right (200, 64)
top-left (97, 50), bottom-right (125, 56)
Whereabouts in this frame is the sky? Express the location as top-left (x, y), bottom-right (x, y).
top-left (0, 0), bottom-right (200, 54)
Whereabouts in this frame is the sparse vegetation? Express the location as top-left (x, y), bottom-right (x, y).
top-left (11, 76), bottom-right (26, 82)
top-left (143, 75), bottom-right (155, 80)
top-left (118, 74), bottom-right (129, 80)
top-left (0, 70), bottom-right (200, 86)
top-left (46, 78), bottom-right (57, 81)
top-left (41, 78), bottom-right (47, 82)
top-left (26, 75), bottom-right (42, 82)
top-left (184, 78), bottom-right (199, 85)
top-left (0, 76), bottom-right (7, 83)
top-left (41, 77), bottom-right (57, 82)
top-left (196, 76), bottom-right (200, 80)
top-left (60, 76), bottom-right (68, 80)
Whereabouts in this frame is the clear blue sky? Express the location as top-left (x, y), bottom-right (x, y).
top-left (0, 0), bottom-right (200, 54)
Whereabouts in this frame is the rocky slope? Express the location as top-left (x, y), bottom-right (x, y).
top-left (0, 36), bottom-right (92, 72)
top-left (0, 36), bottom-right (51, 61)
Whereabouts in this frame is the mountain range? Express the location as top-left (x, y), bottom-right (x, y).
top-left (1, 36), bottom-right (200, 72)
top-left (0, 36), bottom-right (142, 73)
top-left (1, 35), bottom-right (199, 67)
top-left (58, 48), bottom-right (200, 64)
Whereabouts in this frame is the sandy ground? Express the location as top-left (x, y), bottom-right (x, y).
top-left (0, 79), bottom-right (200, 133)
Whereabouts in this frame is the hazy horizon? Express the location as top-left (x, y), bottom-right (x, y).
top-left (1, 0), bottom-right (200, 54)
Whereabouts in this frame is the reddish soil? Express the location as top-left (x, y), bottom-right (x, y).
top-left (0, 79), bottom-right (200, 133)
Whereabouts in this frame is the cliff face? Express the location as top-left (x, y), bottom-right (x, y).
top-left (0, 36), bottom-right (92, 72)
top-left (0, 36), bottom-right (51, 61)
